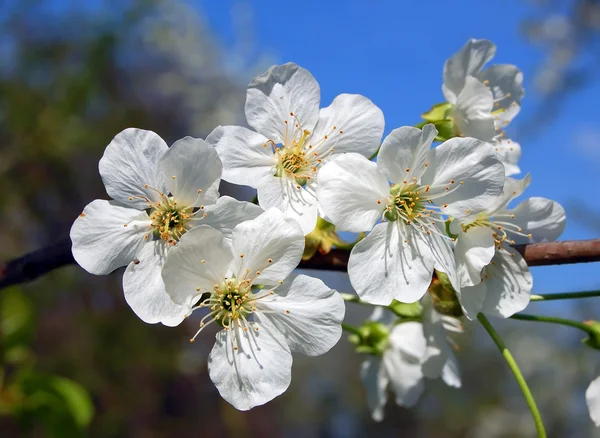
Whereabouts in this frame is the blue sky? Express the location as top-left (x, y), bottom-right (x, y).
top-left (196, 0), bottom-right (599, 295)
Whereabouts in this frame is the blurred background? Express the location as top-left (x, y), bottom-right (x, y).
top-left (0, 0), bottom-right (599, 436)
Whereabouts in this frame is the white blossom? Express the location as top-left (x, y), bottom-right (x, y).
top-left (207, 62), bottom-right (384, 235)
top-left (443, 38), bottom-right (524, 128)
top-left (361, 298), bottom-right (461, 421)
top-left (161, 208), bottom-right (345, 410)
top-left (317, 124), bottom-right (505, 305)
top-left (451, 175), bottom-right (566, 319)
top-left (70, 128), bottom-right (262, 326)
top-left (443, 39), bottom-right (525, 173)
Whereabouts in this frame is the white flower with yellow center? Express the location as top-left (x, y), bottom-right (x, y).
top-left (317, 124), bottom-right (505, 305)
top-left (70, 128), bottom-right (263, 326)
top-left (161, 208), bottom-right (345, 410)
top-left (207, 62), bottom-right (385, 235)
top-left (361, 298), bottom-right (461, 421)
top-left (451, 175), bottom-right (566, 319)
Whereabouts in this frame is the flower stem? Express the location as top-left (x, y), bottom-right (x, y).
top-left (477, 313), bottom-right (546, 438)
top-left (530, 290), bottom-right (600, 302)
top-left (341, 322), bottom-right (362, 337)
top-left (510, 313), bottom-right (597, 336)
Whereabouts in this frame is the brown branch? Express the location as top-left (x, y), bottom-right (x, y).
top-left (0, 238), bottom-right (599, 290)
top-left (298, 239), bottom-right (600, 272)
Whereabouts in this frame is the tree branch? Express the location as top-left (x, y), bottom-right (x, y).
top-left (0, 238), bottom-right (599, 290)
top-left (299, 239), bottom-right (600, 271)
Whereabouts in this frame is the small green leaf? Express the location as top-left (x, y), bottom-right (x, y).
top-left (47, 376), bottom-right (94, 427)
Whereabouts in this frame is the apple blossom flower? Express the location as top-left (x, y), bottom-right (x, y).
top-left (451, 175), bottom-right (566, 318)
top-left (317, 124), bottom-right (505, 305)
top-left (207, 62), bottom-right (385, 235)
top-left (361, 298), bottom-right (461, 421)
top-left (161, 208), bottom-right (345, 410)
top-left (587, 375), bottom-right (600, 427)
top-left (70, 128), bottom-right (263, 326)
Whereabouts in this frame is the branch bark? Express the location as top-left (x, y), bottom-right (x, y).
top-left (1, 238), bottom-right (599, 290)
top-left (298, 239), bottom-right (600, 271)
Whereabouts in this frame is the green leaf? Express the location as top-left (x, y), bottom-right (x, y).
top-left (47, 376), bottom-right (94, 427)
top-left (17, 372), bottom-right (94, 432)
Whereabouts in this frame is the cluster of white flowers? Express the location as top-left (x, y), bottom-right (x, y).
top-left (70, 38), bottom-right (572, 419)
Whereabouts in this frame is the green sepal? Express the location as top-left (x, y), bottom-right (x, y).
top-left (431, 119), bottom-right (457, 142)
top-left (582, 320), bottom-right (600, 350)
top-left (429, 270), bottom-right (464, 317)
top-left (348, 321), bottom-right (390, 357)
top-left (388, 300), bottom-right (422, 318)
top-left (421, 102), bottom-right (454, 122)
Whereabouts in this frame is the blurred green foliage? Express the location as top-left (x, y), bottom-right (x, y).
top-left (1, 288), bottom-right (93, 436)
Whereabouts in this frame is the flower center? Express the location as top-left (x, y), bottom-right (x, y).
top-left (275, 148), bottom-right (314, 186)
top-left (384, 184), bottom-right (426, 223)
top-left (127, 183), bottom-right (206, 245)
top-left (149, 197), bottom-right (191, 244)
top-left (379, 177), bottom-right (465, 242)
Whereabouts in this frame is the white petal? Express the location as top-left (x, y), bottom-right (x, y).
top-left (200, 196), bottom-right (264, 240)
top-left (495, 138), bottom-right (522, 176)
top-left (454, 225), bottom-right (495, 287)
top-left (310, 93), bottom-right (384, 158)
top-left (316, 153), bottom-right (388, 233)
top-left (385, 322), bottom-right (426, 407)
top-left (360, 357), bottom-right (389, 422)
top-left (457, 280), bottom-right (486, 320)
top-left (586, 376), bottom-right (600, 427)
top-left (207, 125), bottom-right (275, 188)
top-left (441, 350), bottom-right (462, 388)
top-left (443, 39), bottom-right (496, 103)
top-left (485, 174), bottom-right (531, 215)
top-left (99, 128), bottom-right (168, 209)
top-left (476, 64), bottom-right (524, 116)
top-left (504, 197), bottom-right (566, 245)
top-left (160, 137), bottom-right (222, 207)
top-left (377, 124), bottom-right (437, 183)
top-left (349, 222), bottom-right (435, 305)
top-left (257, 175), bottom-right (318, 235)
top-left (255, 274), bottom-right (344, 356)
top-left (421, 296), bottom-right (451, 378)
top-left (245, 63), bottom-right (320, 144)
top-left (423, 136), bottom-right (505, 217)
top-left (479, 247), bottom-right (532, 318)
top-left (161, 226), bottom-right (234, 307)
top-left (454, 77), bottom-right (496, 142)
top-left (208, 325), bottom-right (292, 410)
top-left (122, 241), bottom-right (187, 326)
top-left (232, 208), bottom-right (304, 285)
top-left (425, 232), bottom-right (459, 293)
top-left (70, 199), bottom-right (151, 275)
